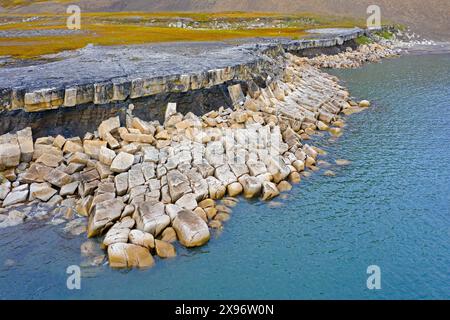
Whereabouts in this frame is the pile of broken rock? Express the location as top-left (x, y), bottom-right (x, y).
top-left (0, 54), bottom-right (370, 268)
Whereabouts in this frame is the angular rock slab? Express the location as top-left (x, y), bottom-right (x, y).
top-left (172, 210), bottom-right (210, 248)
top-left (88, 198), bottom-right (125, 237)
top-left (135, 201), bottom-right (170, 237)
top-left (29, 182), bottom-right (57, 202)
top-left (108, 243), bottom-right (154, 268)
top-left (167, 170), bottom-right (192, 202)
top-left (110, 152), bottom-right (134, 173)
top-left (129, 229), bottom-right (155, 249)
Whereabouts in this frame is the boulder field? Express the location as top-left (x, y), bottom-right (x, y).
top-left (0, 48), bottom-right (380, 268)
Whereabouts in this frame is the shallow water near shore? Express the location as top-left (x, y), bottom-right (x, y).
top-left (1, 53), bottom-right (449, 299)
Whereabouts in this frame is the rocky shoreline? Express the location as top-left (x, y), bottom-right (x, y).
top-left (0, 41), bottom-right (397, 269)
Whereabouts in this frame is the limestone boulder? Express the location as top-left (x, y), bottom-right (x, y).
top-left (198, 198), bottom-right (215, 209)
top-left (90, 193), bottom-right (116, 213)
top-left (292, 160), bottom-right (305, 172)
top-left (2, 185), bottom-right (29, 207)
top-left (36, 153), bottom-right (63, 168)
top-left (167, 170), bottom-right (192, 202)
top-left (206, 176), bottom-right (226, 200)
top-left (87, 198), bottom-right (125, 237)
top-left (128, 166), bottom-right (145, 189)
top-left (135, 201), bottom-right (170, 236)
top-left (103, 217), bottom-right (134, 247)
top-left (261, 181), bottom-right (280, 201)
top-left (289, 171), bottom-right (301, 183)
top-left (172, 210), bottom-right (210, 248)
top-left (359, 100), bottom-right (371, 107)
top-left (29, 182), bottom-right (57, 202)
top-left (204, 207), bottom-right (217, 220)
top-left (165, 203), bottom-right (183, 221)
top-left (305, 156), bottom-right (316, 168)
top-left (142, 146), bottom-right (159, 163)
top-left (53, 135), bottom-right (66, 149)
top-left (98, 116), bottom-right (120, 140)
top-left (227, 182), bottom-right (243, 197)
top-left (84, 140), bottom-right (107, 160)
top-left (228, 84), bottom-right (245, 106)
top-left (33, 143), bottom-right (63, 160)
top-left (165, 102), bottom-right (177, 122)
top-left (161, 227), bottom-right (177, 243)
top-left (131, 118), bottom-right (155, 135)
top-left (45, 168), bottom-right (73, 188)
top-left (75, 196), bottom-right (93, 217)
top-left (239, 175), bottom-right (261, 198)
top-left (108, 243), bottom-right (154, 268)
top-left (114, 172), bottom-right (128, 196)
top-left (277, 181), bottom-right (292, 192)
top-left (247, 161), bottom-right (267, 177)
top-left (155, 239), bottom-right (176, 258)
top-left (304, 145), bottom-right (318, 159)
top-left (60, 181), bottom-right (79, 196)
top-left (67, 152), bottom-right (89, 165)
top-left (0, 180), bottom-right (11, 200)
top-left (99, 146), bottom-right (116, 166)
top-left (175, 193), bottom-right (198, 211)
top-left (271, 162), bottom-right (291, 184)
top-left (129, 229), bottom-right (155, 249)
top-left (316, 121), bottom-right (329, 131)
top-left (214, 164), bottom-right (237, 186)
top-left (63, 141), bottom-right (84, 154)
top-left (0, 133), bottom-right (20, 170)
top-left (229, 163), bottom-right (249, 178)
top-left (16, 127), bottom-right (34, 163)
top-left (110, 152), bottom-right (134, 173)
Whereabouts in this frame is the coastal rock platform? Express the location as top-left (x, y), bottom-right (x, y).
top-left (0, 28), bottom-right (374, 136)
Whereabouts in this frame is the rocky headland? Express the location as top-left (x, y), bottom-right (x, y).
top-left (0, 28), bottom-right (400, 268)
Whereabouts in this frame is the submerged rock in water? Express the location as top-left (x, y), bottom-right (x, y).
top-left (108, 243), bottom-right (154, 268)
top-left (88, 199), bottom-right (125, 237)
top-left (359, 100), bottom-right (371, 108)
top-left (155, 239), bottom-right (176, 258)
top-left (261, 181), bottom-right (280, 201)
top-left (3, 185), bottom-right (28, 207)
top-left (323, 170), bottom-right (336, 177)
top-left (63, 218), bottom-right (87, 236)
top-left (0, 210), bottom-right (26, 228)
top-left (80, 240), bottom-right (101, 257)
top-left (335, 159), bottom-right (351, 166)
top-left (4, 258), bottom-right (15, 268)
top-left (277, 181), bottom-right (292, 192)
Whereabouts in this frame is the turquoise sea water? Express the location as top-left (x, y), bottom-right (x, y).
top-left (0, 53), bottom-right (449, 299)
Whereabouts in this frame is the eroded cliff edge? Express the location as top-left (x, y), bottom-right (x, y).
top-left (0, 28), bottom-right (370, 137)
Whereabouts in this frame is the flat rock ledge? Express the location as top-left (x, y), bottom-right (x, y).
top-left (0, 43), bottom-right (385, 269)
top-left (0, 28), bottom-right (385, 114)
